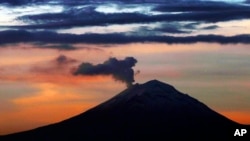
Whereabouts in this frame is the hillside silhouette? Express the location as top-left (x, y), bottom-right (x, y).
top-left (0, 80), bottom-right (249, 140)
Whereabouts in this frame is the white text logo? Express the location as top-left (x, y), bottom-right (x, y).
top-left (234, 129), bottom-right (247, 136)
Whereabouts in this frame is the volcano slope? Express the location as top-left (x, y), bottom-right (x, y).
top-left (1, 80), bottom-right (249, 141)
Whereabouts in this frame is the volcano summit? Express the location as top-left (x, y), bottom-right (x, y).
top-left (1, 80), bottom-right (249, 140)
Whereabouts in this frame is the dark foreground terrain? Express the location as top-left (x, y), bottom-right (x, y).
top-left (1, 80), bottom-right (249, 141)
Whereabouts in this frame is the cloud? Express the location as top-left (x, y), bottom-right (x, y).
top-left (183, 22), bottom-right (200, 30)
top-left (11, 9), bottom-right (250, 29)
top-left (153, 1), bottom-right (250, 12)
top-left (0, 0), bottom-right (160, 6)
top-left (202, 25), bottom-right (219, 30)
top-left (0, 30), bottom-right (250, 45)
top-left (154, 22), bottom-right (193, 34)
top-left (17, 6), bottom-right (97, 29)
top-left (0, 0), bottom-right (48, 6)
top-left (30, 55), bottom-right (78, 74)
top-left (135, 23), bottom-right (190, 35)
top-left (73, 57), bottom-right (138, 87)
top-left (0, 0), bottom-right (30, 6)
top-left (3, 1), bottom-right (249, 30)
top-left (55, 54), bottom-right (77, 65)
top-left (34, 43), bottom-right (76, 50)
top-left (15, 12), bottom-right (151, 29)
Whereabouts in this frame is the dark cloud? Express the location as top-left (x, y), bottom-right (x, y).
top-left (4, 1), bottom-right (249, 30)
top-left (14, 12), bottom-right (150, 29)
top-left (0, 0), bottom-right (99, 6)
top-left (202, 25), bottom-right (219, 30)
top-left (156, 27), bottom-right (189, 34)
top-left (73, 57), bottom-right (137, 87)
top-left (0, 30), bottom-right (250, 46)
top-left (19, 13), bottom-right (71, 24)
top-left (11, 10), bottom-right (250, 29)
top-left (0, 30), bottom-right (76, 50)
top-left (17, 6), bottom-right (97, 29)
top-left (30, 55), bottom-right (78, 74)
top-left (55, 55), bottom-right (77, 65)
top-left (0, 0), bottom-right (30, 6)
top-left (35, 43), bottom-right (76, 50)
top-left (153, 1), bottom-right (250, 12)
top-left (183, 22), bottom-right (200, 30)
top-left (133, 23), bottom-right (190, 36)
top-left (0, 0), bottom-right (177, 6)
top-left (155, 23), bottom-right (191, 34)
top-left (0, 0), bottom-right (48, 6)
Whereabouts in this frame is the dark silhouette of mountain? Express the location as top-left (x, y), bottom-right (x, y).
top-left (0, 80), bottom-right (249, 140)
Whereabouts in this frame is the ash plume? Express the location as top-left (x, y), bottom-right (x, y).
top-left (73, 57), bottom-right (138, 87)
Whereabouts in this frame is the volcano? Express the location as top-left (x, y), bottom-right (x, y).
top-left (1, 80), bottom-right (249, 140)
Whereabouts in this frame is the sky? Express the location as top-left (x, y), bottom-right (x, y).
top-left (0, 0), bottom-right (250, 135)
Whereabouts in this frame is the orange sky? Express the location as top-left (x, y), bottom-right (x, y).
top-left (0, 43), bottom-right (250, 135)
